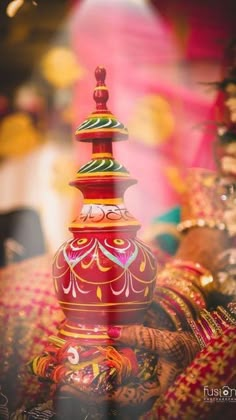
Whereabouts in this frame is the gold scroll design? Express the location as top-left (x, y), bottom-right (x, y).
top-left (53, 238), bottom-right (156, 303)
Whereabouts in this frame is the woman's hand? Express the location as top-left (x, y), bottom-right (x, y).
top-left (107, 325), bottom-right (200, 393)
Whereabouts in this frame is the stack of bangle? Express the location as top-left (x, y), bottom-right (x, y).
top-left (153, 259), bottom-right (216, 331)
top-left (154, 297), bottom-right (183, 331)
top-left (158, 271), bottom-right (206, 306)
top-left (187, 306), bottom-right (236, 349)
top-left (154, 286), bottom-right (195, 331)
top-left (177, 218), bottom-right (226, 233)
top-left (170, 259), bottom-right (215, 294)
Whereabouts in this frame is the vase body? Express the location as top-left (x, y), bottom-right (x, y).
top-left (54, 228), bottom-right (156, 341)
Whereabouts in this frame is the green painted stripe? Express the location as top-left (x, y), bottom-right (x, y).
top-left (78, 159), bottom-right (129, 174)
top-left (77, 118), bottom-right (127, 132)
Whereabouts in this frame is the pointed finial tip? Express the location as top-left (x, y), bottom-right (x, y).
top-left (95, 66), bottom-right (106, 84)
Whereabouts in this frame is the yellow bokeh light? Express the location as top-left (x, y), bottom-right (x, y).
top-left (128, 94), bottom-right (175, 146)
top-left (0, 112), bottom-right (42, 157)
top-left (40, 47), bottom-right (85, 89)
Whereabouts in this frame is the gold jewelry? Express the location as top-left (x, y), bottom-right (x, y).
top-left (158, 264), bottom-right (211, 300)
top-left (217, 306), bottom-right (236, 325)
top-left (177, 218), bottom-right (226, 233)
top-left (156, 286), bottom-right (194, 320)
top-left (154, 297), bottom-right (183, 331)
top-left (169, 260), bottom-right (215, 294)
top-left (187, 318), bottom-right (206, 349)
top-left (158, 274), bottom-right (206, 311)
top-left (200, 309), bottom-right (221, 336)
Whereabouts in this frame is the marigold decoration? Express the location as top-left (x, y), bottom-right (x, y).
top-left (0, 112), bottom-right (42, 157)
top-left (30, 66), bottom-right (158, 417)
top-left (40, 47), bottom-right (84, 89)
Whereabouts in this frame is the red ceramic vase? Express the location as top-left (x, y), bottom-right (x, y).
top-left (52, 67), bottom-right (157, 345)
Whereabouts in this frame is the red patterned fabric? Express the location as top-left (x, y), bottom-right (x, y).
top-left (0, 255), bottom-right (64, 412)
top-left (145, 325), bottom-right (236, 419)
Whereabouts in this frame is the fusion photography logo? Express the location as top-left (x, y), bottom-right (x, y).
top-left (204, 385), bottom-right (236, 403)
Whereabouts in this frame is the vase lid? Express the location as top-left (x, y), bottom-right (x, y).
top-left (75, 66), bottom-right (128, 142)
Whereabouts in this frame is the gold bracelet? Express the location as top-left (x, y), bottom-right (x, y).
top-left (177, 218), bottom-right (226, 233)
top-left (159, 266), bottom-right (205, 289)
top-left (158, 274), bottom-right (206, 311)
top-left (154, 297), bottom-right (183, 331)
top-left (159, 265), bottom-right (210, 301)
top-left (198, 317), bottom-right (211, 342)
top-left (217, 306), bottom-right (236, 326)
top-left (171, 259), bottom-right (212, 276)
top-left (200, 309), bottom-right (221, 336)
top-left (156, 286), bottom-right (194, 320)
top-left (187, 318), bottom-right (206, 349)
top-left (169, 260), bottom-right (215, 294)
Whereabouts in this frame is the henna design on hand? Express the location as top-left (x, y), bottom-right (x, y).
top-left (58, 380), bottom-right (160, 410)
top-left (117, 326), bottom-right (198, 361)
top-left (108, 380), bottom-right (160, 407)
top-left (115, 326), bottom-right (200, 392)
top-left (144, 303), bottom-right (176, 331)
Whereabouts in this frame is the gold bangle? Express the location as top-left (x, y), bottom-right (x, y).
top-left (198, 317), bottom-right (211, 342)
top-left (187, 318), bottom-right (206, 349)
top-left (155, 297), bottom-right (183, 331)
top-left (159, 266), bottom-right (204, 289)
top-left (200, 309), bottom-right (221, 336)
top-left (217, 306), bottom-right (236, 326)
top-left (167, 261), bottom-right (215, 294)
top-left (158, 274), bottom-right (206, 311)
top-left (177, 218), bottom-right (226, 233)
top-left (158, 266), bottom-right (209, 304)
top-left (170, 259), bottom-right (211, 276)
top-left (156, 286), bottom-right (194, 320)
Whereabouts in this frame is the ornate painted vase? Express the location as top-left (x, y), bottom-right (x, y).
top-left (30, 67), bottom-right (158, 418)
top-left (53, 66), bottom-right (157, 344)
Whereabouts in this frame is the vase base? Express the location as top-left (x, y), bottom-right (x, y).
top-left (54, 321), bottom-right (126, 346)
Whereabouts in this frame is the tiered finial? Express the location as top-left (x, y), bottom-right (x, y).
top-left (75, 66), bottom-right (128, 142)
top-left (95, 66), bottom-right (106, 82)
top-left (93, 66), bottom-right (109, 111)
